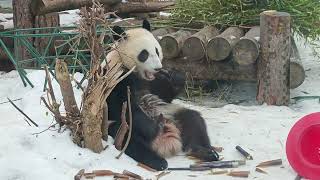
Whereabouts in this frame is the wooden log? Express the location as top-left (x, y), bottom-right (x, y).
top-left (207, 27), bottom-right (244, 61)
top-left (162, 58), bottom-right (256, 81)
top-left (257, 11), bottom-right (291, 106)
top-left (31, 0), bottom-right (121, 15)
top-left (159, 30), bottom-right (194, 59)
top-left (290, 36), bottom-right (305, 89)
top-left (151, 28), bottom-right (176, 40)
top-left (232, 26), bottom-right (260, 65)
top-left (182, 26), bottom-right (219, 61)
top-left (107, 1), bottom-right (175, 14)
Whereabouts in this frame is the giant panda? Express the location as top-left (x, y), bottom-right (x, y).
top-left (105, 20), bottom-right (219, 171)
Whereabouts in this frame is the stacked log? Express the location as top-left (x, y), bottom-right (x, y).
top-left (232, 26), bottom-right (260, 65)
top-left (207, 27), bottom-right (244, 61)
top-left (159, 30), bottom-right (194, 59)
top-left (158, 15), bottom-right (305, 95)
top-left (182, 26), bottom-right (219, 61)
top-left (290, 36), bottom-right (305, 89)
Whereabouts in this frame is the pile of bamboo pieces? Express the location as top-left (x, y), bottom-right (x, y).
top-left (154, 25), bottom-right (305, 89)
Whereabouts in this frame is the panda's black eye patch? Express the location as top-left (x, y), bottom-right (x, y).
top-left (155, 47), bottom-right (159, 57)
top-left (138, 49), bottom-right (149, 62)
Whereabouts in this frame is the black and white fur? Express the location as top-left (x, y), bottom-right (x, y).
top-left (138, 70), bottom-right (219, 162)
top-left (106, 20), bottom-right (219, 171)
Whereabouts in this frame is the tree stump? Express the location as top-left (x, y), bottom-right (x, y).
top-left (207, 27), bottom-right (244, 61)
top-left (182, 26), bottom-right (219, 61)
top-left (290, 36), bottom-right (305, 89)
top-left (257, 11), bottom-right (291, 105)
top-left (159, 30), bottom-right (194, 59)
top-left (232, 26), bottom-right (260, 65)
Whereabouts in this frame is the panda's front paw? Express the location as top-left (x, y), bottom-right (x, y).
top-left (206, 149), bottom-right (220, 161)
top-left (189, 146), bottom-right (220, 162)
top-left (143, 157), bottom-right (168, 171)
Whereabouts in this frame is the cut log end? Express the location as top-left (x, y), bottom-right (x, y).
top-left (160, 36), bottom-right (179, 59)
top-left (290, 62), bottom-right (305, 89)
top-left (207, 37), bottom-right (231, 61)
top-left (233, 38), bottom-right (259, 65)
top-left (182, 37), bottom-right (205, 61)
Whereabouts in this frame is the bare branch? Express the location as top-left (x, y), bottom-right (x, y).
top-left (7, 97), bottom-right (38, 127)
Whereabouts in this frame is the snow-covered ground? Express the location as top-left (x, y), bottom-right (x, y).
top-left (1, 7), bottom-right (320, 179)
top-left (0, 38), bottom-right (319, 180)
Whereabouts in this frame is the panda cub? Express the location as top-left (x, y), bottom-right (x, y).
top-left (106, 20), bottom-right (219, 171)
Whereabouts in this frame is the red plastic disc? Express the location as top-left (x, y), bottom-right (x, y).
top-left (286, 112), bottom-right (320, 179)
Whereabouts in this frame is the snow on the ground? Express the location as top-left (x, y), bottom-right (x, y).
top-left (0, 39), bottom-right (320, 179)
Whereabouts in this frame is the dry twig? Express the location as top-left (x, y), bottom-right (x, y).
top-left (116, 86), bottom-right (133, 159)
top-left (7, 97), bottom-right (38, 127)
top-left (114, 102), bottom-right (129, 150)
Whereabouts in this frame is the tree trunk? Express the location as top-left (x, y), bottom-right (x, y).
top-left (163, 58), bottom-right (256, 81)
top-left (13, 0), bottom-right (34, 68)
top-left (257, 11), bottom-right (291, 106)
top-left (290, 36), bottom-right (305, 89)
top-left (207, 27), bottom-right (244, 61)
top-left (31, 0), bottom-right (122, 15)
top-left (159, 30), bottom-right (194, 59)
top-left (182, 26), bottom-right (219, 61)
top-left (34, 13), bottom-right (60, 59)
top-left (13, 0), bottom-right (60, 68)
top-left (232, 26), bottom-right (260, 65)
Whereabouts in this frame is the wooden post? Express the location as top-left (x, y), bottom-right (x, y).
top-left (207, 27), bottom-right (244, 61)
top-left (182, 26), bottom-right (219, 61)
top-left (257, 11), bottom-right (291, 105)
top-left (290, 36), bottom-right (305, 89)
top-left (232, 26), bottom-right (260, 65)
top-left (159, 30), bottom-right (194, 59)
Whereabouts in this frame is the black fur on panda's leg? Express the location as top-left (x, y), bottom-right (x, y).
top-left (108, 113), bottom-right (168, 171)
top-left (174, 109), bottom-right (220, 161)
top-left (124, 135), bottom-right (168, 171)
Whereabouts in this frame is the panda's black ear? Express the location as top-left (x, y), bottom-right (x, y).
top-left (142, 19), bottom-right (151, 31)
top-left (112, 26), bottom-right (127, 41)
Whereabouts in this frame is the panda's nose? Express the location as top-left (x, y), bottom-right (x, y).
top-left (154, 68), bottom-right (162, 72)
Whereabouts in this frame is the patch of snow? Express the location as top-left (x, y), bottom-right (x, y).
top-left (59, 10), bottom-right (81, 26)
top-left (0, 38), bottom-right (319, 180)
